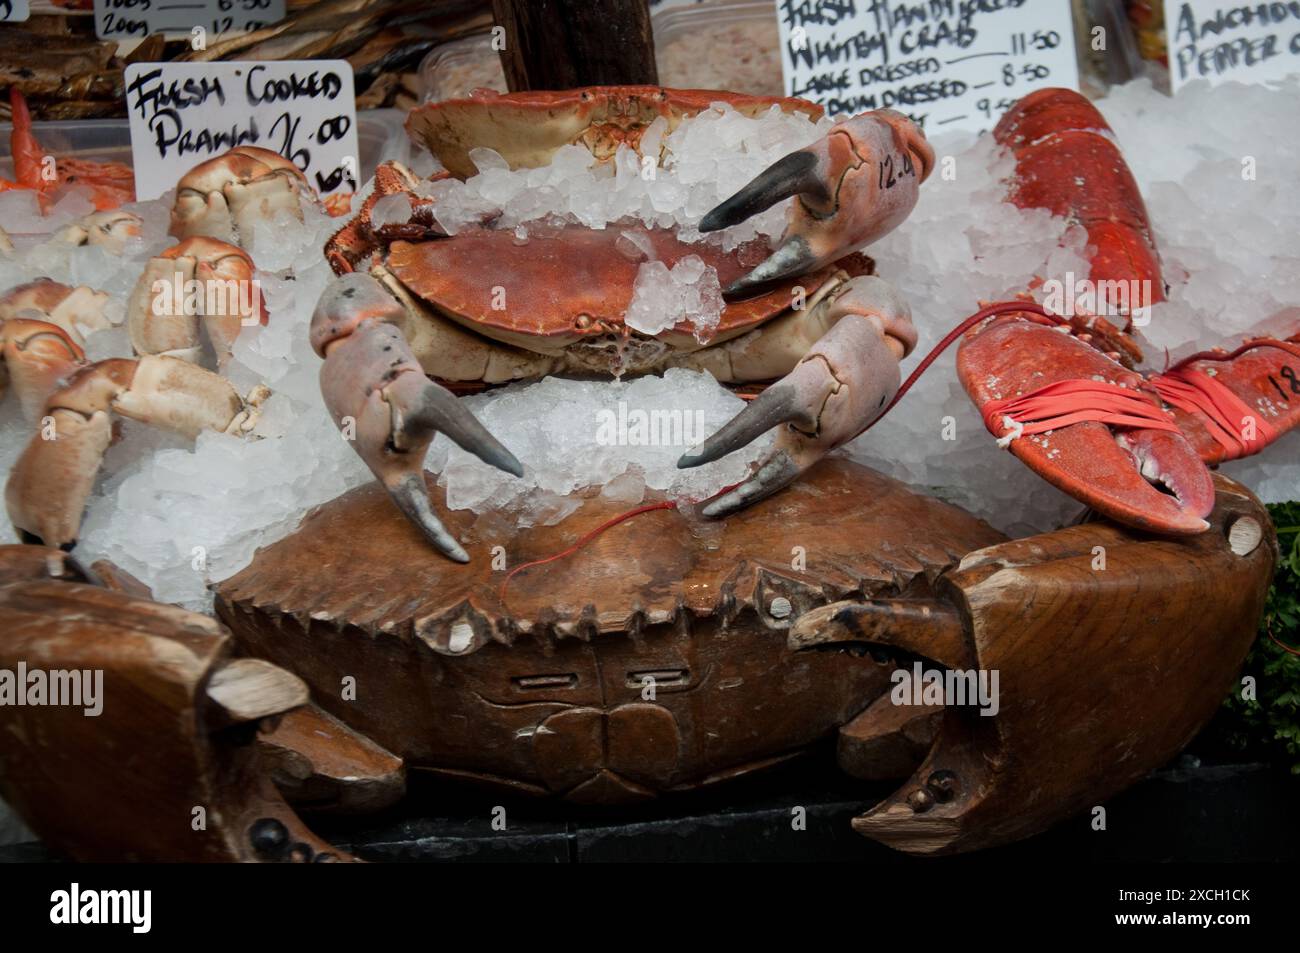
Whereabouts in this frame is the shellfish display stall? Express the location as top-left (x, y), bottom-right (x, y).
top-left (0, 0), bottom-right (1297, 881)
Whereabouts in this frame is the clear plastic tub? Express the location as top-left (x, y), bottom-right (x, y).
top-left (419, 34), bottom-right (509, 103)
top-left (419, 0), bottom-right (785, 102)
top-left (654, 0), bottom-right (783, 96)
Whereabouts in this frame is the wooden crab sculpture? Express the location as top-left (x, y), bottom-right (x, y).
top-left (0, 87), bottom-right (1292, 862)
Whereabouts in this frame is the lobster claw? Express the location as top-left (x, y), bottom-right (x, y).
top-left (700, 110), bottom-right (934, 296)
top-left (958, 318), bottom-right (1215, 534)
top-left (1152, 336), bottom-right (1300, 466)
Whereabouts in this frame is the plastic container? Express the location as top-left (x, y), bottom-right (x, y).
top-left (418, 0), bottom-right (785, 103)
top-left (653, 0), bottom-right (783, 96)
top-left (418, 34), bottom-right (509, 103)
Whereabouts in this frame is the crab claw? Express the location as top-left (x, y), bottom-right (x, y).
top-left (126, 236), bottom-right (264, 368)
top-left (170, 146), bottom-right (316, 243)
top-left (679, 275), bottom-right (915, 517)
top-left (312, 274), bottom-right (522, 562)
top-left (0, 278), bottom-right (110, 338)
top-left (958, 318), bottom-right (1214, 535)
top-left (6, 356), bottom-right (263, 549)
top-left (52, 210), bottom-right (144, 254)
top-left (700, 110), bottom-right (933, 295)
top-left (0, 317), bottom-right (87, 421)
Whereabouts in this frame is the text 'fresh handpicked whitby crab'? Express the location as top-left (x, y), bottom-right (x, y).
top-left (0, 84), bottom-right (1296, 862)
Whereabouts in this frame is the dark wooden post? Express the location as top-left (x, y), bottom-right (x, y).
top-left (492, 0), bottom-right (659, 91)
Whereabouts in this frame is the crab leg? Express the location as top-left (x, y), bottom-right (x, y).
top-left (700, 110), bottom-right (933, 295)
top-left (325, 163), bottom-right (448, 275)
top-left (312, 274), bottom-right (523, 562)
top-left (678, 275), bottom-right (915, 517)
top-left (5, 356), bottom-right (265, 549)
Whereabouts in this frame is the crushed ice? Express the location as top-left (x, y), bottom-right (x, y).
top-left (624, 255), bottom-right (724, 340)
top-left (423, 103), bottom-right (832, 251)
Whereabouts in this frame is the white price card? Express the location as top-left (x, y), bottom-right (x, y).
top-left (775, 0), bottom-right (1080, 134)
top-left (95, 0), bottom-right (284, 41)
top-left (1, 0), bottom-right (30, 23)
top-left (124, 61), bottom-right (359, 202)
top-left (1164, 1), bottom-right (1300, 92)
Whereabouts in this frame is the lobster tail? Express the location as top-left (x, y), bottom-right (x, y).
top-left (994, 87), bottom-right (1162, 328)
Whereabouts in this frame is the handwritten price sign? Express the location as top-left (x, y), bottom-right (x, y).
top-left (776, 0), bottom-right (1079, 134)
top-left (95, 0), bottom-right (284, 40)
top-left (124, 61), bottom-right (359, 202)
top-left (1, 0), bottom-right (31, 23)
top-left (1164, 1), bottom-right (1300, 92)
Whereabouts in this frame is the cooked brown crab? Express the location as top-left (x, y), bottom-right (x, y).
top-left (320, 86), bottom-right (935, 560)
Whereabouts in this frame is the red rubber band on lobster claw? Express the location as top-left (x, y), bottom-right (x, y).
top-left (980, 379), bottom-right (1182, 445)
top-left (1152, 368), bottom-right (1280, 461)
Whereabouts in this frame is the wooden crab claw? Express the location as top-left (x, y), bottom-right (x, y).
top-left (798, 477), bottom-right (1273, 855)
top-left (0, 567), bottom-right (356, 862)
top-left (125, 236), bottom-right (266, 369)
top-left (700, 109), bottom-right (934, 296)
top-left (312, 273), bottom-right (523, 562)
top-left (958, 316), bottom-right (1215, 535)
top-left (5, 356), bottom-right (265, 549)
top-left (679, 275), bottom-right (916, 516)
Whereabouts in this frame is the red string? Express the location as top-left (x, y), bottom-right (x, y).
top-left (1165, 337), bottom-right (1300, 374)
top-left (856, 299), bottom-right (1061, 438)
top-left (1267, 621), bottom-right (1300, 657)
top-left (498, 481), bottom-right (741, 604)
top-left (498, 501), bottom-right (676, 602)
top-left (498, 299), bottom-right (1059, 604)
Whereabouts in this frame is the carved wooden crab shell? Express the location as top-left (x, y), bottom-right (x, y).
top-left (0, 461), bottom-right (1274, 860)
